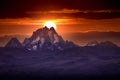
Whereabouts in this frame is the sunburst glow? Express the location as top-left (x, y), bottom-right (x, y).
top-left (43, 21), bottom-right (56, 29)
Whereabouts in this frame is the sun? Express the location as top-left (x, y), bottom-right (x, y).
top-left (43, 21), bottom-right (56, 29)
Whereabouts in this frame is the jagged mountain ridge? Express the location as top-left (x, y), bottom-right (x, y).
top-left (5, 26), bottom-right (77, 51)
top-left (5, 26), bottom-right (119, 51)
top-left (22, 26), bottom-right (77, 51)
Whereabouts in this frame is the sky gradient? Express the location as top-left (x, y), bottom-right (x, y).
top-left (0, 0), bottom-right (120, 46)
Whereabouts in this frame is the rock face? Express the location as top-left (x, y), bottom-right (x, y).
top-left (22, 26), bottom-right (77, 51)
top-left (5, 38), bottom-right (22, 48)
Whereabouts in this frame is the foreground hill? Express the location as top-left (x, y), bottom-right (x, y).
top-left (0, 45), bottom-right (120, 80)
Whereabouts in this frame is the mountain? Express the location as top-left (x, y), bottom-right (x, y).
top-left (22, 26), bottom-right (77, 51)
top-left (86, 41), bottom-right (99, 46)
top-left (99, 41), bottom-right (118, 48)
top-left (4, 26), bottom-right (119, 51)
top-left (86, 41), bottom-right (118, 48)
top-left (0, 35), bottom-right (11, 47)
top-left (1, 31), bottom-right (120, 47)
top-left (0, 35), bottom-right (30, 47)
top-left (5, 38), bottom-right (22, 48)
top-left (65, 31), bottom-right (120, 46)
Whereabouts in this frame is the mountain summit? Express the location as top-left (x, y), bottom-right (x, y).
top-left (22, 26), bottom-right (77, 51)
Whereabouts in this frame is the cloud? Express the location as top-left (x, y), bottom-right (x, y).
top-left (0, 18), bottom-right (45, 26)
top-left (0, 18), bottom-right (84, 26)
top-left (27, 9), bottom-right (81, 14)
top-left (1, 17), bottom-right (120, 26)
top-left (27, 9), bottom-right (120, 14)
top-left (0, 0), bottom-right (120, 19)
top-left (27, 9), bottom-right (120, 19)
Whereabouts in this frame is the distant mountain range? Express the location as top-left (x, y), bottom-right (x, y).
top-left (64, 31), bottom-right (120, 46)
top-left (86, 41), bottom-right (118, 47)
top-left (1, 31), bottom-right (120, 47)
top-left (0, 35), bottom-right (29, 47)
top-left (5, 26), bottom-right (78, 51)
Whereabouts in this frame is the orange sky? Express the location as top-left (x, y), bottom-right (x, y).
top-left (0, 0), bottom-right (120, 46)
top-left (0, 17), bottom-right (120, 36)
top-left (0, 8), bottom-right (120, 36)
